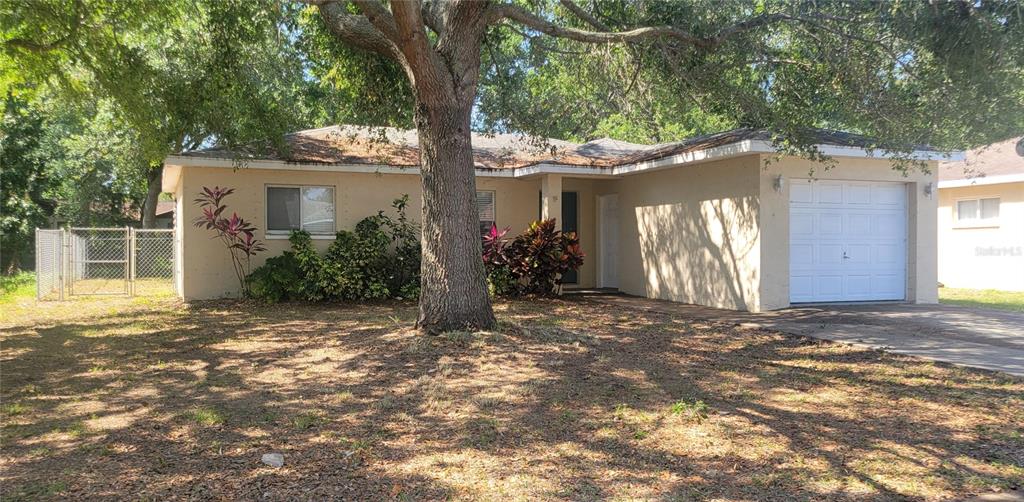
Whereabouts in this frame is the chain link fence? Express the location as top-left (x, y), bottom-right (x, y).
top-left (133, 229), bottom-right (176, 296)
top-left (35, 229), bottom-right (64, 301)
top-left (35, 227), bottom-right (176, 300)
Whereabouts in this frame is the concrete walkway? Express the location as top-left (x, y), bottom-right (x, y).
top-left (585, 294), bottom-right (1024, 377)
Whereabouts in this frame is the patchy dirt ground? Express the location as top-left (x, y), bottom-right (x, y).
top-left (1, 294), bottom-right (1022, 501)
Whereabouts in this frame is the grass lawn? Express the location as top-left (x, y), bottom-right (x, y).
top-left (1, 288), bottom-right (1022, 500)
top-left (0, 272), bottom-right (34, 305)
top-left (940, 287), bottom-right (1024, 313)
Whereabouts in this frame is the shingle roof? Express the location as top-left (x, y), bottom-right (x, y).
top-left (155, 201), bottom-right (175, 216)
top-left (180, 125), bottom-right (935, 170)
top-left (938, 136), bottom-right (1024, 182)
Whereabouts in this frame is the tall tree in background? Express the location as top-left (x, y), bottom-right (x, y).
top-left (302, 0), bottom-right (1023, 332)
top-left (2, 0), bottom-right (309, 227)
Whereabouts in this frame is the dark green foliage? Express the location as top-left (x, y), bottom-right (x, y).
top-left (482, 219), bottom-right (585, 297)
top-left (245, 252), bottom-right (302, 303)
top-left (0, 94), bottom-right (52, 272)
top-left (247, 196), bottom-right (421, 303)
top-left (477, 0), bottom-right (1024, 154)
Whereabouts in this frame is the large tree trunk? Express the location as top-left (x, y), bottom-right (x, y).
top-left (141, 164), bottom-right (162, 228)
top-left (415, 99), bottom-right (496, 333)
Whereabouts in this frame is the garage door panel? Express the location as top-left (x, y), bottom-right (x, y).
top-left (817, 183), bottom-right (844, 204)
top-left (846, 275), bottom-right (871, 296)
top-left (816, 276), bottom-right (844, 298)
top-left (848, 214), bottom-right (872, 235)
top-left (873, 215), bottom-right (904, 237)
top-left (845, 183), bottom-right (872, 205)
top-left (791, 275), bottom-right (814, 301)
top-left (819, 244), bottom-right (844, 265)
top-left (872, 184), bottom-right (906, 207)
top-left (790, 180), bottom-right (907, 303)
top-left (819, 214), bottom-right (843, 235)
top-left (845, 244), bottom-right (871, 264)
top-left (874, 244), bottom-right (901, 264)
top-left (791, 212), bottom-right (814, 236)
top-left (790, 244), bottom-right (814, 268)
top-left (790, 183), bottom-right (813, 204)
top-left (872, 274), bottom-right (904, 298)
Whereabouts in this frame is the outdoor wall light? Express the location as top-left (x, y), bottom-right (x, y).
top-left (773, 175), bottom-right (785, 193)
top-left (924, 182), bottom-right (934, 198)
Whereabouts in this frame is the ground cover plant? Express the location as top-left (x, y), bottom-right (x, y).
top-left (1, 289), bottom-right (1022, 501)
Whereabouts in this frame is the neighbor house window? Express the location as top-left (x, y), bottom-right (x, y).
top-left (956, 197), bottom-right (999, 225)
top-left (266, 185), bottom-right (335, 235)
top-left (477, 190), bottom-right (496, 235)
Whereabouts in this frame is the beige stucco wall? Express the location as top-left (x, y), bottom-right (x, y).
top-left (610, 156), bottom-right (764, 311)
top-left (172, 154), bottom-right (940, 309)
top-left (172, 166), bottom-right (603, 300)
top-left (938, 182), bottom-right (1024, 291)
top-left (757, 156), bottom-right (939, 310)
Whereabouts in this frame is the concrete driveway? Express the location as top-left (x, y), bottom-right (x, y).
top-left (588, 295), bottom-right (1024, 376)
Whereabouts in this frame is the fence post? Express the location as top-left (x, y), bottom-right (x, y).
top-left (128, 227), bottom-right (135, 297)
top-left (35, 229), bottom-right (41, 300)
top-left (61, 228), bottom-right (68, 300)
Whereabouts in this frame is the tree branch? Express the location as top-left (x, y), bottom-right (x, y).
top-left (314, 1), bottom-right (400, 59)
top-left (489, 3), bottom-right (793, 50)
top-left (350, 0), bottom-right (399, 41)
top-left (421, 0), bottom-right (446, 34)
top-left (3, 36), bottom-right (71, 54)
top-left (391, 0), bottom-right (454, 102)
top-left (558, 0), bottom-right (610, 31)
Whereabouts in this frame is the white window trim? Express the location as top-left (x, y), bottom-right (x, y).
top-left (953, 196), bottom-right (1000, 229)
top-left (265, 184), bottom-right (337, 237)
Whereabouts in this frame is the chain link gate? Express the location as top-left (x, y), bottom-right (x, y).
top-left (132, 229), bottom-right (176, 296)
top-left (35, 229), bottom-right (65, 301)
top-left (69, 228), bottom-right (129, 296)
top-left (35, 227), bottom-right (176, 300)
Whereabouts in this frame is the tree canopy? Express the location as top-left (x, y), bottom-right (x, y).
top-left (3, 0), bottom-right (1023, 330)
top-left (475, 0), bottom-right (1024, 151)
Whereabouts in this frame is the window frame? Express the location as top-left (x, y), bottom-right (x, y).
top-left (265, 184), bottom-right (337, 238)
top-left (477, 189), bottom-right (497, 236)
top-left (954, 196), bottom-right (1000, 229)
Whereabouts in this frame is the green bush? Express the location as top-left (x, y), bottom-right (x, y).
top-left (245, 252), bottom-right (302, 303)
top-left (246, 196), bottom-right (421, 303)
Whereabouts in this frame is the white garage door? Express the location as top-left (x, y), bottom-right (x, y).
top-left (790, 180), bottom-right (907, 303)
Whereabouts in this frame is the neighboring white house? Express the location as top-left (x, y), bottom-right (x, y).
top-left (938, 136), bottom-right (1024, 291)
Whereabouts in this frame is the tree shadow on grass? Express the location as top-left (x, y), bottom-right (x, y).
top-left (1, 297), bottom-right (1021, 500)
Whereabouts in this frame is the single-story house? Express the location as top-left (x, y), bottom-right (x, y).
top-left (937, 136), bottom-right (1024, 291)
top-left (162, 125), bottom-right (955, 311)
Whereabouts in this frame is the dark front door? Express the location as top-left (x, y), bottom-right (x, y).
top-left (538, 190), bottom-right (580, 285)
top-left (561, 191), bottom-right (579, 284)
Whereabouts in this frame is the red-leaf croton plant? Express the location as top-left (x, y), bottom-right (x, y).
top-left (193, 186), bottom-right (266, 296)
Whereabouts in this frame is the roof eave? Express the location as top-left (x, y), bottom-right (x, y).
top-left (163, 141), bottom-right (963, 184)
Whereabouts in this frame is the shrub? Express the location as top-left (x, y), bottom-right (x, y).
top-left (245, 252), bottom-right (302, 303)
top-left (322, 216), bottom-right (393, 301)
top-left (482, 224), bottom-right (518, 296)
top-left (483, 219), bottom-right (585, 297)
top-left (246, 195), bottom-right (420, 303)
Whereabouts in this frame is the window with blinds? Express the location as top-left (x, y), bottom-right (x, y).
top-left (956, 197), bottom-right (1000, 225)
top-left (266, 186), bottom-right (336, 235)
top-left (477, 190), bottom-right (496, 235)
